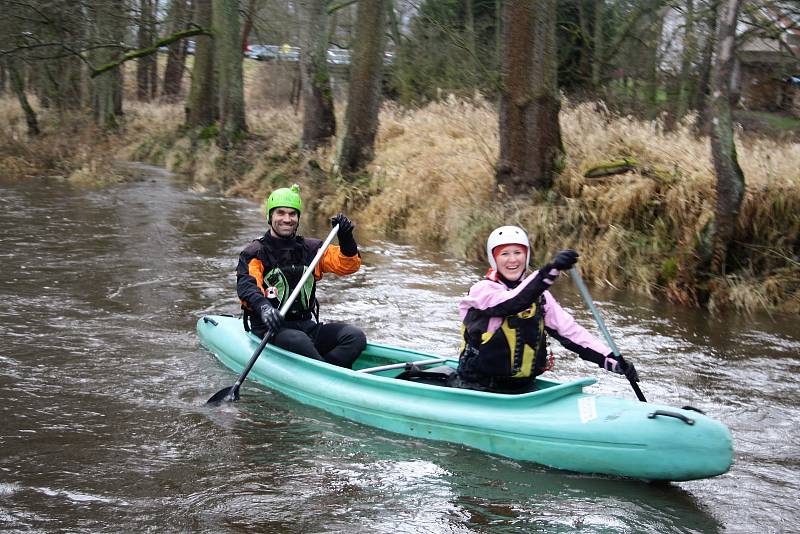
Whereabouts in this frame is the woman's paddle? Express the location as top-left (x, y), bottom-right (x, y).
top-left (569, 267), bottom-right (647, 402)
top-left (206, 224), bottom-right (340, 405)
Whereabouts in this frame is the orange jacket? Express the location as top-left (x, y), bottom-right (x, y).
top-left (236, 232), bottom-right (360, 322)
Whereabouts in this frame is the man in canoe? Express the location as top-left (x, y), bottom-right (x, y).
top-left (449, 225), bottom-right (638, 393)
top-left (236, 184), bottom-right (366, 368)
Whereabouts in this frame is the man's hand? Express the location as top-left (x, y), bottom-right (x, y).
top-left (259, 304), bottom-right (283, 333)
top-left (330, 213), bottom-right (358, 256)
top-left (330, 213), bottom-right (354, 234)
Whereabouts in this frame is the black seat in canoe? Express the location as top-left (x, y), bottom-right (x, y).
top-left (395, 364), bottom-right (455, 386)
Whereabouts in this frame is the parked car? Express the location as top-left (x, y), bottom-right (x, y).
top-left (326, 47), bottom-right (351, 65)
top-left (246, 44), bottom-right (279, 61)
top-left (186, 40), bottom-right (195, 55)
top-left (277, 44), bottom-right (300, 62)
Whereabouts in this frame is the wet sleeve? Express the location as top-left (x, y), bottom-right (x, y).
top-left (236, 245), bottom-right (270, 312)
top-left (542, 292), bottom-right (611, 366)
top-left (313, 245), bottom-right (361, 280)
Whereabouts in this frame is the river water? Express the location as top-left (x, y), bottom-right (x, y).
top-left (1, 165), bottom-right (798, 533)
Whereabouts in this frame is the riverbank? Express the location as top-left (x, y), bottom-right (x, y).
top-left (1, 95), bottom-right (798, 314)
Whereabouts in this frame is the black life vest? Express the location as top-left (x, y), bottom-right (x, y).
top-left (458, 294), bottom-right (548, 380)
top-left (244, 235), bottom-right (320, 327)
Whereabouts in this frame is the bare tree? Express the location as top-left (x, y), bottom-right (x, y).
top-left (186, 0), bottom-right (217, 128)
top-left (495, 0), bottom-right (563, 194)
top-left (299, 0), bottom-right (336, 149)
top-left (592, 0), bottom-right (605, 88)
top-left (708, 0), bottom-right (745, 275)
top-left (0, 58), bottom-right (6, 96)
top-left (677, 0), bottom-right (697, 119)
top-left (90, 0), bottom-right (126, 129)
top-left (0, 1), bottom-right (38, 134)
top-left (8, 57), bottom-right (40, 135)
top-left (338, 0), bottom-right (388, 174)
top-left (240, 0), bottom-right (259, 51)
top-left (163, 0), bottom-right (192, 100)
top-left (136, 0), bottom-right (158, 101)
top-left (213, 0), bottom-right (247, 145)
top-left (694, 0), bottom-right (719, 133)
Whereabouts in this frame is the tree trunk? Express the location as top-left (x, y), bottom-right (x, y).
top-left (465, 0), bottom-right (476, 59)
top-left (577, 0), bottom-right (592, 87)
top-left (644, 6), bottom-right (665, 118)
top-left (163, 0), bottom-right (191, 101)
top-left (91, 0), bottom-right (125, 129)
top-left (299, 0), bottom-right (336, 149)
top-left (387, 1), bottom-right (402, 48)
top-left (591, 0), bottom-right (605, 88)
top-left (213, 0), bottom-right (247, 146)
top-left (137, 0), bottom-right (158, 101)
top-left (22, 2), bottom-right (84, 112)
top-left (0, 58), bottom-right (6, 95)
top-left (240, 0), bottom-right (258, 52)
top-left (495, 0), bottom-right (502, 70)
top-left (338, 0), bottom-right (387, 174)
top-left (708, 0), bottom-right (745, 275)
top-left (8, 59), bottom-right (40, 136)
top-left (694, 0), bottom-right (718, 135)
top-left (676, 0), bottom-right (696, 119)
top-left (495, 0), bottom-right (563, 194)
top-left (186, 0), bottom-right (217, 128)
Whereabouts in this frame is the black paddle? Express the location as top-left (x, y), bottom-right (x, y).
top-left (206, 224), bottom-right (340, 405)
top-left (569, 267), bottom-right (647, 402)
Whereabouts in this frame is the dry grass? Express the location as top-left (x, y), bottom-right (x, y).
top-left (2, 88), bottom-right (797, 314)
top-left (360, 96), bottom-right (500, 255)
top-left (352, 98), bottom-right (799, 314)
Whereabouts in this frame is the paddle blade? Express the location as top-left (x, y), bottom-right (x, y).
top-left (206, 386), bottom-right (240, 406)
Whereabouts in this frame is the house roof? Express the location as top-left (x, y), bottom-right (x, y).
top-left (739, 3), bottom-right (799, 65)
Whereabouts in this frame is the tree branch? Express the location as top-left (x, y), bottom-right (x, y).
top-left (91, 25), bottom-right (209, 78)
top-left (328, 0), bottom-right (358, 15)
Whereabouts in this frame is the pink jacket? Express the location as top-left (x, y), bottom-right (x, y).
top-left (459, 270), bottom-right (611, 357)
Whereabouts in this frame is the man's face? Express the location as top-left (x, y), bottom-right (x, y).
top-left (269, 207), bottom-right (299, 238)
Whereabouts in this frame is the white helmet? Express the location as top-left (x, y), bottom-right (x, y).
top-left (486, 225), bottom-right (530, 271)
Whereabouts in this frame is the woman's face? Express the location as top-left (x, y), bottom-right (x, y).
top-left (494, 244), bottom-right (527, 281)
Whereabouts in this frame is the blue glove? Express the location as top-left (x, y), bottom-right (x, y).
top-left (259, 304), bottom-right (283, 333)
top-left (604, 354), bottom-right (639, 382)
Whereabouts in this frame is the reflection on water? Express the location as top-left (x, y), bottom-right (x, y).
top-left (0, 167), bottom-right (797, 533)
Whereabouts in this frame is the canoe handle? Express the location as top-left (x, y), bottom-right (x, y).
top-left (202, 317), bottom-right (219, 326)
top-left (647, 410), bottom-right (695, 426)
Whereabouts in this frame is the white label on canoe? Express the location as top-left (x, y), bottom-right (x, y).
top-left (578, 396), bottom-right (597, 424)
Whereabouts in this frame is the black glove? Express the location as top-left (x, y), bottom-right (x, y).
top-left (551, 249), bottom-right (579, 271)
top-left (331, 213), bottom-right (354, 234)
top-left (259, 304), bottom-right (283, 333)
top-left (330, 213), bottom-right (358, 257)
top-left (603, 354), bottom-right (639, 382)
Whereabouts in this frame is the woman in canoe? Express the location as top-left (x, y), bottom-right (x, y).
top-left (449, 225), bottom-right (638, 393)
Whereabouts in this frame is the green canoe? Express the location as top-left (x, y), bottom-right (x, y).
top-left (198, 315), bottom-right (733, 481)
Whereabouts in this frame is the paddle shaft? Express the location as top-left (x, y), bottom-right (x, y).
top-left (568, 267), bottom-right (647, 402)
top-left (356, 357), bottom-right (450, 374)
top-left (208, 224), bottom-right (340, 404)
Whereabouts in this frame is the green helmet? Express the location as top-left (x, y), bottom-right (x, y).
top-left (265, 184), bottom-right (302, 219)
